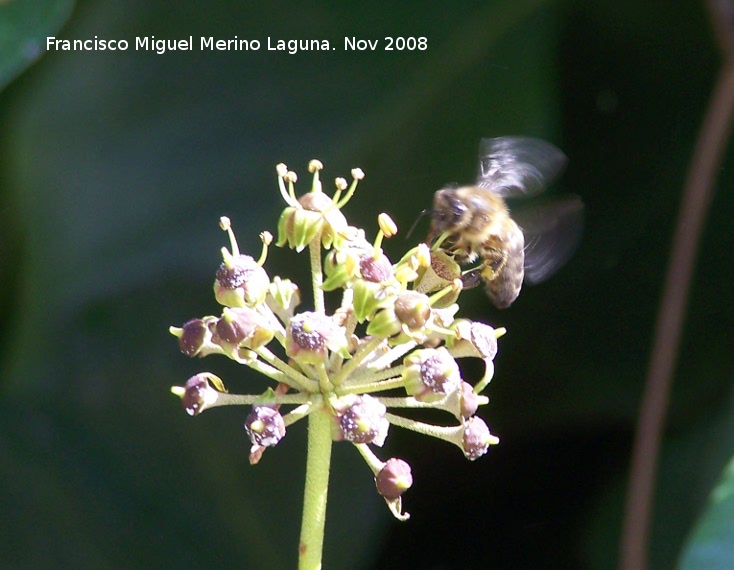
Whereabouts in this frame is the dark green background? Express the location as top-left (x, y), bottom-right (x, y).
top-left (2, 0), bottom-right (733, 568)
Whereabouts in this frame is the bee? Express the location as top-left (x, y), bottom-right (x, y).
top-left (429, 136), bottom-right (583, 308)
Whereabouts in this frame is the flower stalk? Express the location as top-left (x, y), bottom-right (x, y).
top-left (298, 407), bottom-right (333, 570)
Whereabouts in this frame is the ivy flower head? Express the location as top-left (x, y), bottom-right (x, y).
top-left (169, 158), bottom-right (508, 555)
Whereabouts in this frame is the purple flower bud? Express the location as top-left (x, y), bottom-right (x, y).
top-left (180, 373), bottom-right (222, 416)
top-left (214, 254), bottom-right (270, 307)
top-left (215, 307), bottom-right (274, 350)
top-left (458, 381), bottom-right (480, 419)
top-left (359, 252), bottom-right (393, 283)
top-left (244, 406), bottom-right (286, 448)
top-left (375, 458), bottom-right (413, 500)
top-left (451, 320), bottom-right (499, 360)
top-left (467, 322), bottom-right (498, 360)
top-left (462, 417), bottom-right (498, 460)
top-left (403, 347), bottom-right (462, 402)
top-left (177, 318), bottom-right (210, 357)
top-left (286, 311), bottom-right (349, 364)
top-left (338, 395), bottom-right (389, 446)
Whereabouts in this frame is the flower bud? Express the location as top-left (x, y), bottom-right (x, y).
top-left (214, 254), bottom-right (270, 307)
top-left (462, 416), bottom-right (499, 460)
top-left (267, 277), bottom-right (301, 321)
top-left (322, 248), bottom-right (360, 291)
top-left (365, 307), bottom-right (402, 337)
top-left (458, 381), bottom-right (480, 418)
top-left (302, 192), bottom-right (349, 250)
top-left (450, 320), bottom-right (498, 360)
top-left (215, 307), bottom-right (274, 350)
top-left (277, 206), bottom-right (324, 252)
top-left (375, 458), bottom-right (412, 500)
top-left (414, 250), bottom-right (462, 307)
top-left (359, 252), bottom-right (393, 283)
top-left (277, 188), bottom-right (349, 251)
top-left (334, 177), bottom-right (348, 191)
top-left (178, 373), bottom-right (224, 416)
top-left (335, 394), bottom-right (389, 446)
top-left (377, 213), bottom-right (398, 238)
top-left (245, 406), bottom-right (286, 448)
top-left (403, 347), bottom-right (462, 402)
top-left (393, 291), bottom-right (431, 330)
top-left (174, 318), bottom-right (210, 357)
top-left (285, 311), bottom-right (349, 365)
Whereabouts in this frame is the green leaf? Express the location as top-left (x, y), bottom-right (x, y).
top-left (0, 0), bottom-right (74, 91)
top-left (679, 456), bottom-right (734, 569)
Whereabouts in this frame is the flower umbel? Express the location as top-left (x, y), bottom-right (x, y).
top-left (170, 160), bottom-right (504, 569)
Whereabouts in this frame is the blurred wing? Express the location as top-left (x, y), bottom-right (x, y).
top-left (476, 136), bottom-right (568, 198)
top-left (512, 195), bottom-right (584, 284)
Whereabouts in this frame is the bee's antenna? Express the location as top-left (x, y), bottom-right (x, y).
top-left (406, 208), bottom-right (432, 240)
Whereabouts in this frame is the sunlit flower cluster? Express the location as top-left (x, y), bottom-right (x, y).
top-left (170, 160), bottom-right (504, 519)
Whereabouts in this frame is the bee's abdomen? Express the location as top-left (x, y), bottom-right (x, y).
top-left (483, 221), bottom-right (525, 308)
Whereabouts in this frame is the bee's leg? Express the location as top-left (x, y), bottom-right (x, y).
top-left (479, 248), bottom-right (508, 282)
top-left (461, 267), bottom-right (483, 289)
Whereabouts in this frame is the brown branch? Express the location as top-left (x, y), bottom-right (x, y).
top-left (619, 3), bottom-right (734, 568)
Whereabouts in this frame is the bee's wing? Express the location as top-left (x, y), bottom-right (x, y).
top-left (476, 136), bottom-right (567, 198)
top-left (512, 195), bottom-right (584, 284)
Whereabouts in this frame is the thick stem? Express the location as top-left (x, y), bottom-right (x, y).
top-left (298, 406), bottom-right (333, 570)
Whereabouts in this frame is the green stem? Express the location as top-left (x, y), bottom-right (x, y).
top-left (309, 236), bottom-right (325, 314)
top-left (254, 347), bottom-right (320, 392)
top-left (385, 411), bottom-right (463, 441)
top-left (344, 364), bottom-right (406, 387)
top-left (213, 392), bottom-right (313, 408)
top-left (298, 406), bottom-right (333, 570)
top-left (339, 376), bottom-right (405, 395)
top-left (354, 443), bottom-right (385, 475)
top-left (332, 336), bottom-right (385, 386)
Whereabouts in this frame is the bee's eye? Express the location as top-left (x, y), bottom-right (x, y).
top-left (447, 197), bottom-right (467, 221)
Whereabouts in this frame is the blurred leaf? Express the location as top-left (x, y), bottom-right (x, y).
top-left (0, 0), bottom-right (74, 91)
top-left (678, 455), bottom-right (734, 569)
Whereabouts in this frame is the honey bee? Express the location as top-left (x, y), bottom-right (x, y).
top-left (429, 136), bottom-right (583, 308)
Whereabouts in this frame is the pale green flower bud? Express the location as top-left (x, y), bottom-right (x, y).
top-left (365, 306), bottom-right (402, 337)
top-left (277, 190), bottom-right (349, 251)
top-left (266, 277), bottom-right (301, 322)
